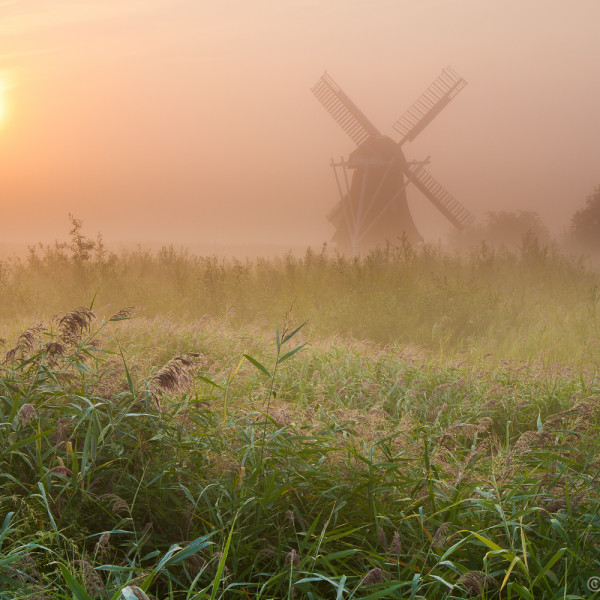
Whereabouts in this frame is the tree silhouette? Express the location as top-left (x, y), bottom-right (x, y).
top-left (571, 185), bottom-right (600, 251)
top-left (484, 211), bottom-right (549, 247)
top-left (450, 210), bottom-right (549, 250)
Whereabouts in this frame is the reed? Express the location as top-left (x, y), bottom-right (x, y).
top-left (0, 305), bottom-right (598, 598)
top-left (1, 222), bottom-right (599, 365)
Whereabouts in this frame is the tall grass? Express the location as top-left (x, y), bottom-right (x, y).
top-left (1, 220), bottom-right (599, 363)
top-left (0, 306), bottom-right (599, 598)
top-left (0, 222), bottom-right (599, 597)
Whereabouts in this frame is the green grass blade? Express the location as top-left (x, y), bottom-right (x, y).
top-left (59, 563), bottom-right (95, 600)
top-left (242, 354), bottom-right (272, 378)
top-left (210, 515), bottom-right (239, 600)
top-left (281, 320), bottom-right (307, 344)
top-left (531, 547), bottom-right (567, 587)
top-left (277, 342), bottom-right (308, 365)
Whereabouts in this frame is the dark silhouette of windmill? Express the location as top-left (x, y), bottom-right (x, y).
top-left (311, 68), bottom-right (474, 253)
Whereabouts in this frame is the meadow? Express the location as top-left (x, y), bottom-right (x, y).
top-left (0, 222), bottom-right (599, 599)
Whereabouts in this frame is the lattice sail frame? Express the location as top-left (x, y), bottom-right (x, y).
top-left (392, 67), bottom-right (467, 145)
top-left (311, 73), bottom-right (380, 145)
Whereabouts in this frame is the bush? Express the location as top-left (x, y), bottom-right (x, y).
top-left (571, 184), bottom-right (600, 251)
top-left (450, 210), bottom-right (549, 251)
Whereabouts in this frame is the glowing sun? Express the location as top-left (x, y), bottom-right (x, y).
top-left (0, 71), bottom-right (15, 127)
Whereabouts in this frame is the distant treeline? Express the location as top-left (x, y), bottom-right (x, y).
top-left (450, 183), bottom-right (600, 253)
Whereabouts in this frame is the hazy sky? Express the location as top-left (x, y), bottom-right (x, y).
top-left (1, 0), bottom-right (599, 247)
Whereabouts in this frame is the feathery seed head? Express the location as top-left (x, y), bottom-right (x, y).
top-left (57, 307), bottom-right (95, 343)
top-left (16, 403), bottom-right (37, 426)
top-left (95, 531), bottom-right (111, 555)
top-left (285, 549), bottom-right (300, 569)
top-left (99, 493), bottom-right (130, 514)
top-left (4, 325), bottom-right (45, 362)
top-left (458, 571), bottom-right (497, 596)
top-left (431, 522), bottom-right (451, 549)
top-left (377, 526), bottom-right (388, 549)
top-left (363, 567), bottom-right (389, 585)
top-left (389, 531), bottom-right (402, 558)
top-left (153, 353), bottom-right (204, 392)
top-left (109, 306), bottom-right (138, 322)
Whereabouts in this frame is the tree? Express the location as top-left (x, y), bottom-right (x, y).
top-left (484, 211), bottom-right (549, 247)
top-left (571, 185), bottom-right (600, 251)
top-left (449, 210), bottom-right (549, 250)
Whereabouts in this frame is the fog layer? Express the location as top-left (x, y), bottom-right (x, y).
top-left (1, 0), bottom-right (599, 248)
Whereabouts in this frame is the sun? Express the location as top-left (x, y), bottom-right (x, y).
top-left (0, 71), bottom-right (15, 128)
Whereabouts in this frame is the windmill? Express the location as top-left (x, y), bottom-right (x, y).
top-left (311, 68), bottom-right (474, 254)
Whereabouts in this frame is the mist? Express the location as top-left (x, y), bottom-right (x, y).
top-left (1, 0), bottom-right (599, 252)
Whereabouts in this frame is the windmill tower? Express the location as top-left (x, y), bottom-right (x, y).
top-left (311, 68), bottom-right (474, 254)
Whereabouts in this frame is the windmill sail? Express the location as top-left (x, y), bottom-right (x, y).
top-left (407, 164), bottom-right (474, 229)
top-left (311, 73), bottom-right (380, 145)
top-left (392, 67), bottom-right (466, 146)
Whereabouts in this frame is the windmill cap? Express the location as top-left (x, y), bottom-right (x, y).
top-left (348, 135), bottom-right (406, 167)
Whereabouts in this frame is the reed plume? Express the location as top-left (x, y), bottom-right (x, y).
top-left (431, 522), bottom-right (451, 549)
top-left (99, 493), bottom-right (130, 514)
top-left (284, 549), bottom-right (300, 569)
top-left (109, 306), bottom-right (138, 322)
top-left (153, 353), bottom-right (204, 392)
top-left (43, 340), bottom-right (67, 360)
top-left (458, 571), bottom-right (497, 596)
top-left (57, 306), bottom-right (95, 344)
top-left (362, 567), bottom-right (389, 585)
top-left (4, 325), bottom-right (45, 363)
top-left (16, 403), bottom-right (37, 426)
top-left (388, 531), bottom-right (402, 558)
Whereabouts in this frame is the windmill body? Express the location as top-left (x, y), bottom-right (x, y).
top-left (312, 68), bottom-right (474, 254)
top-left (329, 136), bottom-right (421, 251)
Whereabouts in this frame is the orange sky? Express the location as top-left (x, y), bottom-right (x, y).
top-left (1, 0), bottom-right (599, 248)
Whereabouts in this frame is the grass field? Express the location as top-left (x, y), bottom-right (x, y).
top-left (0, 226), bottom-right (599, 598)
